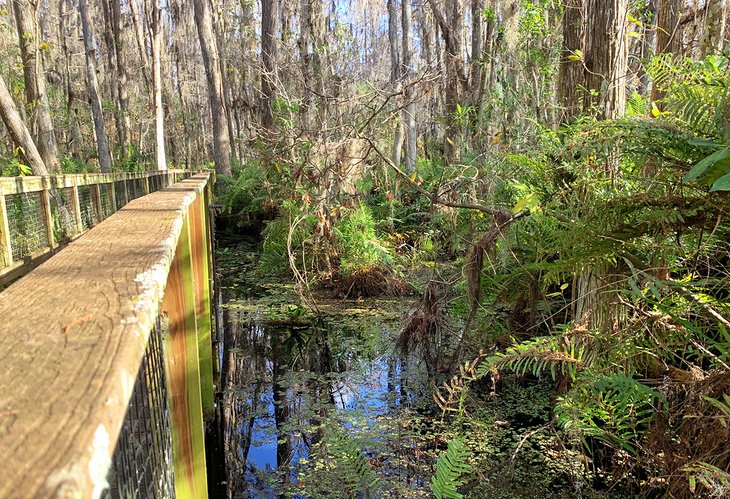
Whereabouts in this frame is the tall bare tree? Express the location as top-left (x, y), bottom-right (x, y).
top-left (388, 0), bottom-right (403, 167)
top-left (584, 0), bottom-right (629, 120)
top-left (700, 0), bottom-right (728, 56)
top-left (652, 0), bottom-right (683, 105)
top-left (79, 0), bottom-right (113, 172)
top-left (12, 0), bottom-right (60, 173)
top-left (261, 0), bottom-right (278, 131)
top-left (402, 0), bottom-right (417, 171)
top-left (150, 0), bottom-right (166, 170)
top-left (194, 0), bottom-right (232, 175)
top-left (558, 0), bottom-right (585, 123)
top-left (429, 0), bottom-right (466, 161)
top-left (0, 76), bottom-right (49, 175)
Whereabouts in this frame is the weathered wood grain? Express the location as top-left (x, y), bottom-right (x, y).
top-left (0, 170), bottom-right (192, 286)
top-left (188, 197), bottom-right (214, 419)
top-left (0, 170), bottom-right (183, 196)
top-left (162, 214), bottom-right (209, 499)
top-left (0, 172), bottom-right (210, 498)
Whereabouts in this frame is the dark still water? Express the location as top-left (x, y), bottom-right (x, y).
top-left (211, 235), bottom-right (434, 499)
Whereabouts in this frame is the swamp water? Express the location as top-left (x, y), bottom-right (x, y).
top-left (209, 234), bottom-right (603, 499)
top-left (211, 234), bottom-right (438, 498)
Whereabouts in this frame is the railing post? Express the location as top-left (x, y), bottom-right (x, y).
top-left (142, 173), bottom-right (150, 195)
top-left (0, 187), bottom-right (13, 267)
top-left (123, 173), bottom-right (130, 204)
top-left (70, 183), bottom-right (83, 234)
top-left (110, 181), bottom-right (118, 212)
top-left (39, 178), bottom-right (55, 249)
top-left (161, 213), bottom-right (209, 499)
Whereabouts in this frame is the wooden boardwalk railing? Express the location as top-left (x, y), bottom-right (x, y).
top-left (0, 170), bottom-right (193, 286)
top-left (0, 172), bottom-right (215, 498)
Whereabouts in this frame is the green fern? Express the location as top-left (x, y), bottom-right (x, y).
top-left (325, 428), bottom-right (382, 495)
top-left (476, 334), bottom-right (595, 382)
top-left (430, 438), bottom-right (472, 499)
top-left (555, 372), bottom-right (665, 455)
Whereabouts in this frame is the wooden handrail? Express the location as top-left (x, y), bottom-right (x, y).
top-left (0, 170), bottom-right (194, 286)
top-left (0, 172), bottom-right (213, 498)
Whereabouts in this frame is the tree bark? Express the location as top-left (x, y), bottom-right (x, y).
top-left (557, 0), bottom-right (585, 123)
top-left (150, 0), bottom-right (166, 170)
top-left (584, 0), bottom-right (629, 120)
top-left (105, 0), bottom-right (131, 158)
top-left (79, 0), bottom-right (113, 172)
top-left (0, 76), bottom-right (49, 175)
top-left (402, 0), bottom-right (417, 171)
top-left (700, 0), bottom-right (728, 56)
top-left (12, 0), bottom-right (60, 173)
top-left (261, 0), bottom-right (278, 131)
top-left (428, 0), bottom-right (465, 162)
top-left (651, 0), bottom-right (683, 105)
top-left (194, 0), bottom-right (232, 175)
top-left (388, 0), bottom-right (403, 167)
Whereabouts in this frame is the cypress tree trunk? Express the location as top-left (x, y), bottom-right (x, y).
top-left (584, 0), bottom-right (629, 120)
top-left (0, 76), bottom-right (49, 176)
top-left (388, 0), bottom-right (403, 167)
top-left (194, 0), bottom-right (232, 175)
top-left (700, 0), bottom-right (728, 56)
top-left (651, 0), bottom-right (683, 106)
top-left (151, 0), bottom-right (166, 171)
top-left (402, 0), bottom-right (417, 171)
top-left (79, 0), bottom-right (113, 172)
top-left (261, 0), bottom-right (278, 132)
top-left (557, 0), bottom-right (585, 123)
top-left (429, 0), bottom-right (465, 162)
top-left (12, 0), bottom-right (60, 173)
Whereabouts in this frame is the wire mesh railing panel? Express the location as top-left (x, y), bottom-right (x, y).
top-left (149, 175), bottom-right (161, 194)
top-left (78, 185), bottom-right (97, 230)
top-left (114, 181), bottom-right (127, 209)
top-left (99, 184), bottom-right (114, 219)
top-left (127, 179), bottom-right (140, 202)
top-left (49, 188), bottom-right (77, 241)
top-left (103, 316), bottom-right (176, 499)
top-left (6, 192), bottom-right (48, 261)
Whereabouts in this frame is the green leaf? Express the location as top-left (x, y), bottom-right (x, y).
top-left (430, 439), bottom-right (471, 499)
top-left (567, 49), bottom-right (583, 61)
top-left (627, 13), bottom-right (643, 27)
top-left (650, 102), bottom-right (662, 117)
top-left (710, 172), bottom-right (730, 191)
top-left (684, 147), bottom-right (730, 184)
top-left (17, 163), bottom-right (32, 176)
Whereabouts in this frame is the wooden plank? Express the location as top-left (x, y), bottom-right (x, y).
top-left (109, 181), bottom-right (117, 212)
top-left (0, 170), bottom-right (193, 195)
top-left (0, 188), bottom-right (13, 267)
top-left (161, 214), bottom-right (209, 499)
top-left (142, 174), bottom-right (150, 195)
top-left (188, 197), bottom-right (214, 419)
top-left (39, 181), bottom-right (55, 249)
top-left (0, 173), bottom-right (211, 498)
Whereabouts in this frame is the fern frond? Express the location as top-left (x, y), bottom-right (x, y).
top-left (430, 438), bottom-right (472, 499)
top-left (487, 333), bottom-right (597, 381)
top-left (325, 427), bottom-right (383, 495)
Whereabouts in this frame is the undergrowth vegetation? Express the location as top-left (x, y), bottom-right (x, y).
top-left (219, 53), bottom-right (730, 498)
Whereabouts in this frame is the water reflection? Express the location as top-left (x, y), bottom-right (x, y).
top-left (217, 293), bottom-right (429, 498)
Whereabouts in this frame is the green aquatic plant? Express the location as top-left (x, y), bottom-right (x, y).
top-left (430, 438), bottom-right (472, 499)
